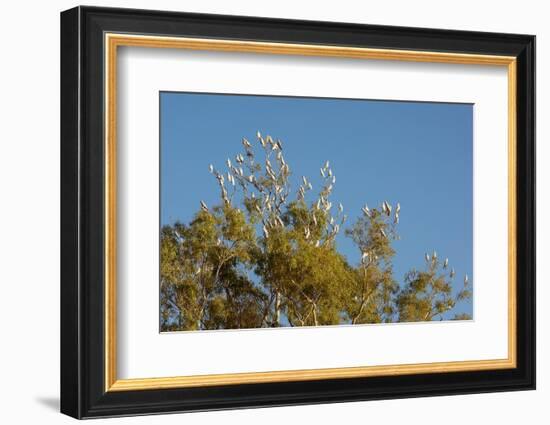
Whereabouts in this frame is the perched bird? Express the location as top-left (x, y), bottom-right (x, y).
top-left (450, 268), bottom-right (456, 278)
top-left (383, 201), bottom-right (392, 216)
top-left (380, 228), bottom-right (387, 238)
top-left (226, 158), bottom-right (231, 168)
top-left (256, 130), bottom-right (262, 139)
top-left (320, 168), bottom-right (326, 178)
top-left (339, 203), bottom-right (344, 213)
top-left (362, 204), bottom-right (371, 217)
top-left (425, 253), bottom-right (430, 262)
top-left (443, 258), bottom-right (449, 268)
top-left (276, 139), bottom-right (283, 150)
top-left (395, 203), bottom-right (401, 214)
top-left (324, 160), bottom-right (330, 169)
top-left (242, 138), bottom-right (252, 148)
top-left (432, 250), bottom-right (437, 260)
top-left (200, 200), bottom-right (209, 212)
top-left (361, 251), bottom-right (369, 264)
top-left (208, 164), bottom-right (214, 173)
top-left (262, 225), bottom-right (269, 238)
top-left (464, 275), bottom-right (469, 286)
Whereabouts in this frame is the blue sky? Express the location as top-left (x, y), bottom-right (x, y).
top-left (160, 92), bottom-right (473, 319)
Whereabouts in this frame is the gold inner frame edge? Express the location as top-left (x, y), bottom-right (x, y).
top-left (104, 33), bottom-right (518, 392)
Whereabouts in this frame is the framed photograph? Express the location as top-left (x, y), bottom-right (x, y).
top-left (60, 6), bottom-right (535, 419)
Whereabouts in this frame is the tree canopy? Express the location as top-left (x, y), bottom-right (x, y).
top-left (160, 132), bottom-right (472, 331)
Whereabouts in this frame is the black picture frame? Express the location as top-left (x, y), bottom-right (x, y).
top-left (61, 5), bottom-right (535, 419)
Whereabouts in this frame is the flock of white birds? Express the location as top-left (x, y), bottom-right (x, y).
top-left (195, 131), bottom-right (467, 285)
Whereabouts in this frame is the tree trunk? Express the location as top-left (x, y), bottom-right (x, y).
top-left (312, 305), bottom-right (318, 327)
top-left (274, 291), bottom-right (281, 326)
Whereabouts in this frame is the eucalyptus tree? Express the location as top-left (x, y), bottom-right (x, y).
top-left (344, 205), bottom-right (400, 324)
top-left (160, 132), bottom-right (472, 331)
top-left (396, 252), bottom-right (472, 322)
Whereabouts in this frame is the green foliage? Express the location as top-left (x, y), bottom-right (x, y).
top-left (395, 253), bottom-right (472, 322)
top-left (160, 132), bottom-right (472, 331)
